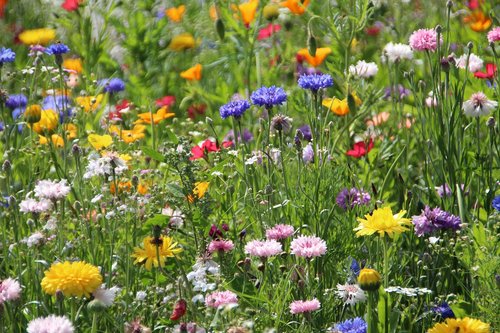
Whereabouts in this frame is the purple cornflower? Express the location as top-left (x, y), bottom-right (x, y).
top-left (45, 43), bottom-right (70, 55)
top-left (219, 100), bottom-right (251, 119)
top-left (433, 302), bottom-right (455, 319)
top-left (251, 86), bottom-right (287, 109)
top-left (298, 73), bottom-right (333, 92)
top-left (336, 188), bottom-right (371, 211)
top-left (492, 195), bottom-right (500, 211)
top-left (298, 125), bottom-right (312, 141)
top-left (0, 47), bottom-right (16, 65)
top-left (5, 94), bottom-right (28, 119)
top-left (302, 143), bottom-right (314, 163)
top-left (99, 78), bottom-right (126, 93)
top-left (224, 129), bottom-right (254, 143)
top-left (383, 85), bottom-right (410, 101)
top-left (412, 206), bottom-right (461, 237)
top-left (332, 317), bottom-right (367, 333)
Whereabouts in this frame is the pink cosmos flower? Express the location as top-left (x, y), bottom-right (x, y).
top-left (205, 290), bottom-right (238, 308)
top-left (244, 239), bottom-right (282, 257)
top-left (409, 29), bottom-right (441, 52)
top-left (27, 315), bottom-right (74, 333)
top-left (0, 278), bottom-right (21, 304)
top-left (208, 239), bottom-right (235, 254)
top-left (290, 235), bottom-right (327, 258)
top-left (487, 27), bottom-right (500, 43)
top-left (19, 198), bottom-right (53, 214)
top-left (289, 298), bottom-right (321, 314)
top-left (34, 179), bottom-right (71, 201)
top-left (266, 224), bottom-right (295, 240)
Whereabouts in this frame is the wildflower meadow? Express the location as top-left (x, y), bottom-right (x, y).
top-left (1, 0), bottom-right (500, 332)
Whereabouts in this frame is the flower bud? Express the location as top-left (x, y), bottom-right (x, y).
top-left (486, 117), bottom-right (495, 128)
top-left (24, 104), bottom-right (42, 124)
top-left (358, 268), bottom-right (382, 291)
top-left (2, 160), bottom-right (11, 172)
top-left (263, 4), bottom-right (280, 21)
top-left (215, 18), bottom-right (225, 41)
top-left (87, 299), bottom-right (106, 312)
top-left (307, 32), bottom-right (317, 57)
top-left (467, 41), bottom-right (473, 50)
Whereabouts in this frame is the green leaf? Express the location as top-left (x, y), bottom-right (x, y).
top-left (165, 183), bottom-right (186, 198)
top-left (142, 214), bottom-right (168, 231)
top-left (141, 146), bottom-right (165, 162)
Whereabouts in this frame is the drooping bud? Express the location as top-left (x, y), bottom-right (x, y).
top-left (307, 31), bottom-right (317, 57)
top-left (215, 18), bottom-right (225, 41)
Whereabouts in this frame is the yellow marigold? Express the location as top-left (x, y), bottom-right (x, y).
top-left (132, 236), bottom-right (182, 271)
top-left (165, 5), bottom-right (186, 22)
top-left (18, 28), bottom-right (56, 46)
top-left (354, 206), bottom-right (411, 238)
top-left (88, 134), bottom-right (113, 150)
top-left (358, 268), bottom-right (382, 291)
top-left (30, 109), bottom-right (59, 135)
top-left (180, 63), bottom-right (202, 81)
top-left (39, 134), bottom-right (64, 148)
top-left (41, 261), bottom-right (102, 298)
top-left (62, 58), bottom-right (83, 74)
top-left (428, 317), bottom-right (490, 333)
top-left (169, 33), bottom-right (196, 51)
top-left (297, 47), bottom-right (332, 67)
top-left (187, 181), bottom-right (209, 203)
top-left (76, 95), bottom-right (104, 113)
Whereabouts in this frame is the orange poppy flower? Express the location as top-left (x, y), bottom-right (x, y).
top-left (110, 181), bottom-right (132, 195)
top-left (209, 5), bottom-right (218, 21)
top-left (137, 183), bottom-right (148, 195)
top-left (235, 0), bottom-right (259, 26)
top-left (39, 134), bottom-right (64, 148)
top-left (135, 107), bottom-right (175, 125)
top-left (297, 47), bottom-right (332, 67)
top-left (187, 181), bottom-right (209, 203)
top-left (280, 0), bottom-right (310, 15)
top-left (322, 93), bottom-right (361, 116)
top-left (165, 5), bottom-right (186, 23)
top-left (180, 63), bottom-right (202, 81)
top-left (464, 11), bottom-right (492, 32)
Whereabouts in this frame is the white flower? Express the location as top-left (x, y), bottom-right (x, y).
top-left (83, 152), bottom-right (128, 179)
top-left (384, 286), bottom-right (432, 296)
top-left (335, 283), bottom-right (366, 305)
top-left (162, 206), bottom-right (185, 228)
top-left (43, 217), bottom-right (58, 231)
top-left (19, 198), bottom-right (53, 214)
top-left (93, 285), bottom-right (120, 307)
top-left (135, 291), bottom-right (147, 301)
top-left (22, 232), bottom-right (45, 248)
top-left (462, 92), bottom-right (498, 117)
top-left (349, 60), bottom-right (379, 78)
top-left (455, 53), bottom-right (483, 72)
top-left (90, 194), bottom-right (103, 203)
top-left (382, 42), bottom-right (413, 63)
top-left (34, 179), bottom-right (71, 201)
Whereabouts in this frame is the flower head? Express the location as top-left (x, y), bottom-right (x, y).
top-left (136, 107), bottom-right (175, 124)
top-left (45, 42), bottom-right (70, 55)
top-left (41, 261), bottom-right (102, 298)
top-left (487, 27), bottom-right (500, 43)
top-left (289, 299), bottom-right (321, 314)
top-left (336, 188), bottom-right (371, 210)
top-left (332, 317), bottom-right (367, 333)
top-left (409, 28), bottom-right (441, 52)
top-left (474, 63), bottom-right (496, 80)
top-left (349, 60), bottom-right (378, 78)
top-left (270, 114), bottom-right (293, 132)
top-left (412, 206), bottom-right (461, 237)
top-left (290, 235), bottom-right (327, 258)
top-left (219, 100), bottom-right (251, 119)
top-left (251, 86), bottom-right (287, 109)
top-left (205, 290), bottom-right (238, 308)
top-left (357, 268), bottom-right (381, 291)
top-left (428, 317), bottom-right (490, 333)
top-left (169, 33), bottom-right (196, 51)
top-left (235, 0), bottom-right (259, 26)
top-left (190, 139), bottom-right (219, 160)
top-left (0, 278), bottom-right (21, 304)
top-left (258, 23), bottom-right (281, 40)
top-left (181, 64), bottom-right (202, 81)
top-left (34, 179), bottom-right (71, 201)
top-left (132, 236), bottom-right (183, 271)
top-left (346, 139), bottom-right (374, 158)
top-left (208, 240), bottom-right (235, 254)
top-left (382, 43), bottom-right (413, 63)
top-left (432, 302), bottom-right (455, 320)
top-left (99, 78), bottom-right (125, 93)
top-left (20, 198), bottom-right (53, 214)
top-left (335, 284), bottom-right (366, 306)
top-left (27, 315), bottom-right (74, 333)
top-left (493, 195), bottom-right (500, 211)
top-left (280, 0), bottom-right (310, 15)
top-left (462, 92), bottom-right (497, 117)
top-left (0, 47), bottom-right (15, 65)
top-left (464, 10), bottom-right (492, 32)
top-left (354, 206), bottom-right (411, 238)
top-left (298, 73), bottom-right (333, 92)
top-left (297, 47), bottom-right (332, 67)
top-left (245, 239), bottom-right (282, 257)
top-left (166, 5), bottom-right (186, 22)
top-left (18, 28), bottom-right (56, 46)
top-left (455, 53), bottom-right (483, 72)
top-left (266, 224), bottom-right (294, 240)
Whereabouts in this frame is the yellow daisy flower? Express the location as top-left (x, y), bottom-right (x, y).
top-left (41, 261), bottom-right (102, 298)
top-left (132, 236), bottom-right (183, 271)
top-left (354, 206), bottom-right (411, 238)
top-left (88, 134), bottom-right (113, 150)
top-left (18, 28), bottom-right (56, 46)
top-left (428, 317), bottom-right (490, 333)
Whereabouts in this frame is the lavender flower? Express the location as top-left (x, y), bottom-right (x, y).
top-left (99, 78), bottom-right (126, 93)
top-left (224, 129), bottom-right (254, 143)
top-left (298, 125), bottom-right (312, 141)
top-left (45, 43), bottom-right (70, 55)
top-left (332, 317), bottom-right (367, 333)
top-left (219, 100), bottom-right (251, 119)
top-left (298, 73), bottom-right (333, 92)
top-left (0, 47), bottom-right (16, 65)
top-left (5, 94), bottom-right (28, 119)
top-left (336, 188), bottom-right (371, 210)
top-left (383, 85), bottom-right (411, 101)
top-left (302, 143), bottom-right (314, 163)
top-left (412, 206), bottom-right (461, 237)
top-left (433, 302), bottom-right (455, 319)
top-left (251, 86), bottom-right (287, 109)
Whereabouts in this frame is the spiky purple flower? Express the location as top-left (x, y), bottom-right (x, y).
top-left (412, 206), bottom-right (461, 237)
top-left (433, 302), bottom-right (455, 319)
top-left (336, 188), bottom-right (371, 211)
top-left (298, 73), bottom-right (333, 92)
top-left (251, 86), bottom-right (287, 109)
top-left (99, 78), bottom-right (126, 93)
top-left (219, 100), bottom-right (251, 119)
top-left (0, 47), bottom-right (16, 65)
top-left (45, 43), bottom-right (70, 55)
top-left (332, 317), bottom-right (367, 333)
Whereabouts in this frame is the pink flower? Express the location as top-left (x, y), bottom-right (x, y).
top-left (257, 23), bottom-right (281, 40)
top-left (290, 235), bottom-right (327, 258)
top-left (244, 239), bottom-right (282, 257)
top-left (265, 224), bottom-right (294, 240)
top-left (205, 290), bottom-right (238, 308)
top-left (409, 29), bottom-right (441, 52)
top-left (208, 239), bottom-right (235, 254)
top-left (0, 278), bottom-right (21, 304)
top-left (34, 179), bottom-right (71, 201)
top-left (19, 198), bottom-right (53, 214)
top-left (27, 315), bottom-right (74, 333)
top-left (289, 298), bottom-right (321, 314)
top-left (487, 27), bottom-right (500, 43)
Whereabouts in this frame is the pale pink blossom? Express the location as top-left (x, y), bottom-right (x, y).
top-left (19, 198), bottom-right (53, 214)
top-left (244, 239), bottom-right (282, 257)
top-left (205, 290), bottom-right (238, 308)
top-left (34, 179), bottom-right (71, 201)
top-left (349, 60), bottom-right (378, 78)
top-left (0, 278), bottom-right (21, 304)
top-left (463, 92), bottom-right (498, 117)
top-left (289, 298), bottom-right (321, 314)
top-left (266, 224), bottom-right (295, 240)
top-left (290, 235), bottom-right (327, 258)
top-left (27, 315), bottom-right (74, 333)
top-left (208, 240), bottom-right (235, 253)
top-left (455, 53), bottom-right (483, 72)
top-left (409, 29), bottom-right (441, 51)
top-left (487, 27), bottom-right (500, 43)
top-left (335, 283), bottom-right (366, 306)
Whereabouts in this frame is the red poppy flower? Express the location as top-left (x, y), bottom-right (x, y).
top-left (187, 104), bottom-right (206, 120)
top-left (474, 63), bottom-right (497, 80)
top-left (346, 139), bottom-right (374, 158)
top-left (170, 299), bottom-right (187, 321)
top-left (222, 140), bottom-right (234, 148)
top-left (116, 99), bottom-right (131, 113)
top-left (156, 96), bottom-right (176, 108)
top-left (190, 139), bottom-right (220, 160)
top-left (257, 23), bottom-right (281, 40)
top-left (62, 0), bottom-right (80, 11)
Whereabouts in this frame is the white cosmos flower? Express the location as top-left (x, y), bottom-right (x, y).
top-left (462, 92), bottom-right (498, 117)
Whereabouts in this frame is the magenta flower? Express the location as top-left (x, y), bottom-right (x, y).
top-left (265, 224), bottom-right (294, 240)
top-left (409, 29), bottom-right (441, 52)
top-left (208, 239), bottom-right (235, 254)
top-left (289, 298), bottom-right (321, 314)
top-left (0, 278), bottom-right (21, 304)
top-left (290, 235), bottom-right (327, 258)
top-left (205, 290), bottom-right (238, 308)
top-left (487, 27), bottom-right (500, 43)
top-left (244, 239), bottom-right (282, 257)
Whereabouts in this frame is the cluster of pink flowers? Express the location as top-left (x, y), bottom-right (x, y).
top-left (0, 278), bottom-right (21, 305)
top-left (205, 290), bottom-right (238, 309)
top-left (290, 235), bottom-right (327, 258)
top-left (19, 198), bottom-right (53, 214)
top-left (244, 239), bottom-right (282, 257)
top-left (27, 315), bottom-right (74, 333)
top-left (265, 224), bottom-right (294, 240)
top-left (34, 179), bottom-right (71, 201)
top-left (208, 239), bottom-right (235, 254)
top-left (487, 27), bottom-right (500, 43)
top-left (409, 28), bottom-right (441, 51)
top-left (289, 298), bottom-right (321, 314)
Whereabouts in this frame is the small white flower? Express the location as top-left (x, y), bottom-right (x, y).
top-left (91, 194), bottom-right (103, 203)
top-left (462, 92), bottom-right (498, 117)
top-left (335, 283), bottom-right (366, 305)
top-left (93, 285), bottom-right (120, 307)
top-left (135, 291), bottom-right (147, 301)
top-left (349, 60), bottom-right (379, 78)
top-left (455, 53), bottom-right (483, 72)
top-left (382, 42), bottom-right (413, 63)
top-left (384, 286), bottom-right (432, 296)
top-left (22, 232), bottom-right (45, 248)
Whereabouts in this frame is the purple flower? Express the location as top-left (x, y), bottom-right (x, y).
top-left (298, 125), bottom-right (312, 141)
top-left (298, 73), bottom-right (333, 92)
top-left (383, 85), bottom-right (410, 101)
top-left (0, 47), bottom-right (16, 65)
top-left (99, 78), bottom-right (125, 93)
top-left (336, 188), bottom-right (371, 211)
top-left (302, 143), bottom-right (314, 163)
top-left (412, 206), bottom-right (461, 237)
top-left (219, 100), bottom-right (250, 119)
top-left (251, 86), bottom-right (287, 109)
top-left (492, 195), bottom-right (500, 211)
top-left (45, 43), bottom-right (70, 55)
top-left (224, 129), bottom-right (254, 143)
top-left (433, 302), bottom-right (455, 319)
top-left (5, 94), bottom-right (28, 119)
top-left (333, 317), bottom-right (367, 333)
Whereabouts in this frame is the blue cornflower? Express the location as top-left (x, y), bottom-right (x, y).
top-left (99, 78), bottom-right (126, 93)
top-left (298, 73), bottom-right (333, 92)
top-left (251, 86), bottom-right (287, 109)
top-left (219, 100), bottom-right (251, 119)
top-left (350, 258), bottom-right (361, 277)
top-left (5, 94), bottom-right (28, 119)
top-left (333, 317), bottom-right (367, 333)
top-left (0, 47), bottom-right (16, 65)
top-left (45, 43), bottom-right (70, 55)
top-left (492, 195), bottom-right (500, 212)
top-left (432, 302), bottom-right (455, 319)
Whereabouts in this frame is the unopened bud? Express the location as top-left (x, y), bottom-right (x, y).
top-left (87, 299), bottom-right (106, 312)
top-left (486, 117), bottom-right (495, 128)
top-left (435, 25), bottom-right (442, 34)
top-left (307, 33), bottom-right (317, 57)
top-left (446, 0), bottom-right (453, 8)
top-left (2, 160), bottom-right (11, 172)
top-left (467, 42), bottom-right (473, 50)
top-left (263, 4), bottom-right (280, 21)
top-left (215, 18), bottom-right (225, 41)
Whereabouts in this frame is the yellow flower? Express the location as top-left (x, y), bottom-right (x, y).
top-left (187, 181), bottom-right (209, 203)
top-left (24, 104), bottom-right (42, 124)
top-left (357, 268), bottom-right (382, 291)
top-left (135, 107), bottom-right (175, 125)
top-left (64, 123), bottom-right (78, 140)
top-left (41, 261), bottom-right (103, 298)
top-left (30, 109), bottom-right (59, 135)
top-left (209, 5), bottom-right (218, 21)
top-left (428, 317), bottom-right (490, 333)
top-left (180, 63), bottom-right (202, 81)
top-left (18, 28), bottom-right (56, 45)
top-left (132, 236), bottom-right (183, 271)
top-left (39, 134), bottom-right (64, 148)
top-left (297, 47), bottom-right (332, 67)
top-left (235, 0), bottom-right (259, 26)
top-left (280, 0), bottom-right (310, 15)
top-left (63, 58), bottom-right (83, 74)
top-left (88, 134), bottom-right (113, 150)
top-left (165, 5), bottom-right (186, 22)
top-left (76, 95), bottom-right (104, 113)
top-left (109, 124), bottom-right (146, 144)
top-left (169, 33), bottom-right (196, 51)
top-left (323, 93), bottom-right (362, 116)
top-left (354, 206), bottom-right (411, 238)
